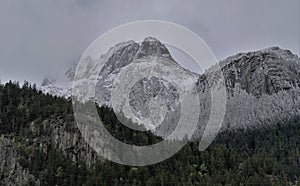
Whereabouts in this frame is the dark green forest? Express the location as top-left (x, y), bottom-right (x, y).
top-left (0, 81), bottom-right (299, 185)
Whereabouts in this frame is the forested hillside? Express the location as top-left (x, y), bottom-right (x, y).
top-left (0, 81), bottom-right (299, 185)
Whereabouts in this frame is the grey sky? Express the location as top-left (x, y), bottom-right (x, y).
top-left (0, 0), bottom-right (299, 84)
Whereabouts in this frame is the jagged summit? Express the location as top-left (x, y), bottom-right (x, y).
top-left (136, 36), bottom-right (172, 59)
top-left (97, 37), bottom-right (173, 75)
top-left (143, 36), bottom-right (160, 42)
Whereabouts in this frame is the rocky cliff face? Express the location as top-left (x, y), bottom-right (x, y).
top-left (194, 46), bottom-right (300, 138)
top-left (219, 47), bottom-right (300, 97)
top-left (0, 135), bottom-right (30, 185)
top-left (0, 117), bottom-right (102, 185)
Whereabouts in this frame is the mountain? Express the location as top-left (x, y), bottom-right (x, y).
top-left (40, 38), bottom-right (300, 137)
top-left (41, 37), bottom-right (199, 134)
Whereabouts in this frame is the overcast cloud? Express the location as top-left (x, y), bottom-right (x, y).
top-left (0, 0), bottom-right (299, 84)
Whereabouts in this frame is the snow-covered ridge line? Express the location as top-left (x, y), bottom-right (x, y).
top-left (39, 37), bottom-right (300, 135)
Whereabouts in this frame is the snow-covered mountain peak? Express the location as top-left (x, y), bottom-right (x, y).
top-left (135, 37), bottom-right (173, 60)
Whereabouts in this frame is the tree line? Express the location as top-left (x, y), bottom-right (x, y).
top-left (0, 81), bottom-right (299, 185)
